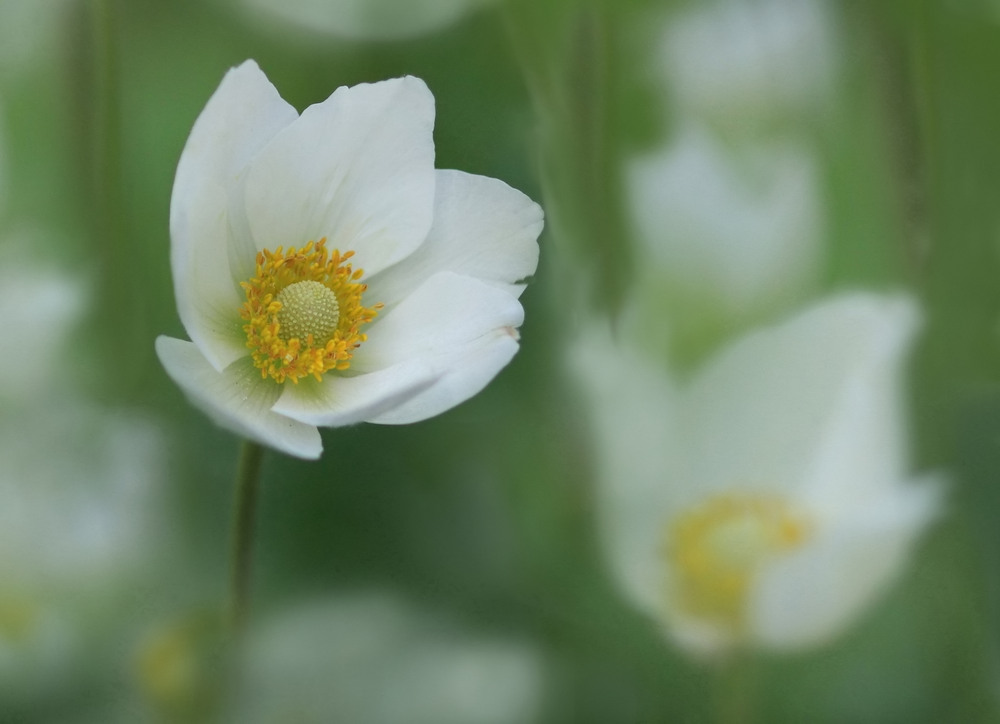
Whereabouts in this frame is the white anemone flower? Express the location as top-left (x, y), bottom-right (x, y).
top-left (627, 123), bottom-right (822, 318)
top-left (156, 61), bottom-right (542, 460)
top-left (234, 0), bottom-right (497, 42)
top-left (575, 293), bottom-right (941, 656)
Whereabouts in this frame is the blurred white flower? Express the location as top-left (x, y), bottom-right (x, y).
top-left (0, 395), bottom-right (164, 708)
top-left (222, 592), bottom-right (544, 723)
top-left (0, 238), bottom-right (87, 403)
top-left (661, 0), bottom-right (837, 130)
top-left (0, 0), bottom-right (74, 77)
top-left (157, 60), bottom-right (542, 460)
top-left (0, 407), bottom-right (163, 593)
top-left (627, 123), bottom-right (823, 318)
top-left (0, 404), bottom-right (164, 700)
top-left (0, 242), bottom-right (165, 706)
top-left (575, 293), bottom-right (941, 656)
top-left (234, 0), bottom-right (496, 41)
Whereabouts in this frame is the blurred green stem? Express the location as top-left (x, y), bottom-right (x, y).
top-left (230, 441), bottom-right (265, 633)
top-left (503, 0), bottom-right (632, 315)
top-left (715, 654), bottom-right (755, 724)
top-left (90, 0), bottom-right (147, 395)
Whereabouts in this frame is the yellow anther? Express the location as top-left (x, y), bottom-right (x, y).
top-left (240, 238), bottom-right (381, 384)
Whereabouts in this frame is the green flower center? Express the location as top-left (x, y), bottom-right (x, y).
top-left (276, 280), bottom-right (341, 344)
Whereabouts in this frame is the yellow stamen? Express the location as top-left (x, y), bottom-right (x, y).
top-left (240, 238), bottom-right (381, 384)
top-left (663, 493), bottom-right (810, 634)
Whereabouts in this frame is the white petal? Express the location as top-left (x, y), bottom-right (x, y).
top-left (242, 76), bottom-right (436, 278)
top-left (170, 60), bottom-right (299, 370)
top-left (155, 336), bottom-right (321, 459)
top-left (271, 360), bottom-right (439, 427)
top-left (367, 328), bottom-right (518, 424)
top-left (348, 272), bottom-right (524, 423)
top-left (748, 478), bottom-right (941, 651)
top-left (570, 325), bottom-right (683, 618)
top-left (365, 169), bottom-right (542, 308)
top-left (682, 293), bottom-right (919, 497)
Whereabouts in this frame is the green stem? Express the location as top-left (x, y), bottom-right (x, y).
top-left (230, 441), bottom-right (265, 633)
top-left (90, 0), bottom-right (147, 396)
top-left (715, 653), bottom-right (756, 724)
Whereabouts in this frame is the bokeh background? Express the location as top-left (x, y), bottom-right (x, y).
top-left (2, 0), bottom-right (1000, 721)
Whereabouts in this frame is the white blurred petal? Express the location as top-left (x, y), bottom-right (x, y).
top-left (750, 478), bottom-right (942, 650)
top-left (0, 258), bottom-right (86, 402)
top-left (627, 124), bottom-right (822, 316)
top-left (682, 293), bottom-right (919, 498)
top-left (235, 0), bottom-right (496, 41)
top-left (230, 592), bottom-right (543, 724)
top-left (0, 406), bottom-right (164, 588)
top-left (570, 324), bottom-right (683, 617)
top-left (662, 0), bottom-right (837, 125)
top-left (0, 0), bottom-right (74, 76)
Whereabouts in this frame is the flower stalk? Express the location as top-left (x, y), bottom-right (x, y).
top-left (229, 440), bottom-right (264, 633)
top-left (715, 655), bottom-right (755, 724)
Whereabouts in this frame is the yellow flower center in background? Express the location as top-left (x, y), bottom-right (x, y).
top-left (0, 596), bottom-right (40, 643)
top-left (664, 493), bottom-right (810, 633)
top-left (241, 238), bottom-right (381, 384)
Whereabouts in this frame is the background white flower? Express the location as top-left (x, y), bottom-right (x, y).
top-left (627, 123), bottom-right (823, 320)
top-left (0, 248), bottom-right (165, 709)
top-left (0, 0), bottom-right (74, 79)
top-left (661, 0), bottom-right (837, 131)
top-left (224, 592), bottom-right (544, 724)
top-left (157, 60), bottom-right (542, 460)
top-left (574, 293), bottom-right (941, 656)
top-left (0, 235), bottom-right (86, 403)
top-left (232, 0), bottom-right (498, 42)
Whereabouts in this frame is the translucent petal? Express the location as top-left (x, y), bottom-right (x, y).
top-left (170, 60), bottom-right (298, 370)
top-left (242, 76), bottom-right (436, 279)
top-left (351, 272), bottom-right (524, 423)
top-left (365, 169), bottom-right (542, 308)
top-left (155, 336), bottom-right (321, 459)
top-left (272, 360), bottom-right (439, 427)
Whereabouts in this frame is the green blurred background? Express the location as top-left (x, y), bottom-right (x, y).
top-left (3, 0), bottom-right (1000, 721)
